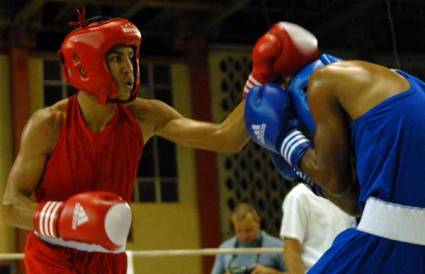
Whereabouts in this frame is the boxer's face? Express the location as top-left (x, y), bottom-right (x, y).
top-left (106, 45), bottom-right (135, 100)
top-left (232, 217), bottom-right (260, 244)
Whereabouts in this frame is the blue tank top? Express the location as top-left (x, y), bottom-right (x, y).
top-left (351, 70), bottom-right (425, 209)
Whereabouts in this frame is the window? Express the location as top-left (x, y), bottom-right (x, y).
top-left (133, 63), bottom-right (179, 202)
top-left (43, 58), bottom-right (77, 106)
top-left (42, 58), bottom-right (178, 203)
top-left (0, 264), bottom-right (13, 274)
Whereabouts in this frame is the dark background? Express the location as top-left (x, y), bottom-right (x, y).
top-left (1, 0), bottom-right (424, 66)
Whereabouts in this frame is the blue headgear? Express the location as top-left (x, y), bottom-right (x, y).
top-left (288, 54), bottom-right (341, 133)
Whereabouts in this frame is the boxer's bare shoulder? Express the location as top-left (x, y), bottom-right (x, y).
top-left (24, 99), bottom-right (68, 154)
top-left (308, 61), bottom-right (410, 120)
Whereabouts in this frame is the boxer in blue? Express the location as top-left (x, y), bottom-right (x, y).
top-left (245, 24), bottom-right (425, 273)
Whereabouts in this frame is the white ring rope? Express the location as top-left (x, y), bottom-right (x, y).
top-left (0, 247), bottom-right (282, 260)
top-left (0, 253), bottom-right (24, 260)
top-left (128, 247), bottom-right (282, 257)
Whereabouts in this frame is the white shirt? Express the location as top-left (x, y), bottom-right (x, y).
top-left (279, 184), bottom-right (356, 270)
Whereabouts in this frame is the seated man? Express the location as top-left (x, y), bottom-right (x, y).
top-left (280, 184), bottom-right (355, 273)
top-left (211, 203), bottom-right (287, 274)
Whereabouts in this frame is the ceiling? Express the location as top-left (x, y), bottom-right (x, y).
top-left (1, 0), bottom-right (424, 61)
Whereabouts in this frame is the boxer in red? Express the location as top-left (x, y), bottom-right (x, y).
top-left (1, 9), bottom-right (250, 274)
top-left (2, 8), bottom-right (318, 273)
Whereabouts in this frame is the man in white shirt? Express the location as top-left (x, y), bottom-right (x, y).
top-left (280, 184), bottom-right (355, 273)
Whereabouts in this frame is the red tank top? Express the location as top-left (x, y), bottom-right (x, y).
top-left (35, 95), bottom-right (143, 202)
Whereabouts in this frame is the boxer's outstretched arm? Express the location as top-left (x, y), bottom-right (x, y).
top-left (2, 108), bottom-right (62, 230)
top-left (300, 68), bottom-right (359, 215)
top-left (132, 98), bottom-right (249, 152)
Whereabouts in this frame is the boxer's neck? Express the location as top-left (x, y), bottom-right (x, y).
top-left (77, 91), bottom-right (117, 132)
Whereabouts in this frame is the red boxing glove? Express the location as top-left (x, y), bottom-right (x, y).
top-left (34, 191), bottom-right (131, 251)
top-left (243, 22), bottom-right (319, 97)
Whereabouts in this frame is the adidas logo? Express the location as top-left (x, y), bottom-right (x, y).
top-left (121, 24), bottom-right (138, 33)
top-left (251, 123), bottom-right (266, 144)
top-left (72, 203), bottom-right (89, 230)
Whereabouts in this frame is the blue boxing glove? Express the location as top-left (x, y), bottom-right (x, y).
top-left (269, 152), bottom-right (299, 181)
top-left (270, 152), bottom-right (325, 197)
top-left (270, 152), bottom-right (324, 197)
top-left (244, 83), bottom-right (297, 153)
top-left (288, 54), bottom-right (342, 134)
top-left (245, 83), bottom-right (312, 172)
top-left (279, 129), bottom-right (312, 172)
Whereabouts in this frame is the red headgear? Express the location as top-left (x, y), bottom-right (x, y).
top-left (60, 12), bottom-right (142, 104)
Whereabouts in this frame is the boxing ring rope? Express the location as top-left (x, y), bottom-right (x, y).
top-left (0, 247), bottom-right (282, 261)
top-left (0, 248), bottom-right (284, 274)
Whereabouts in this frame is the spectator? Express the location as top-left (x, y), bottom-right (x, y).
top-left (280, 184), bottom-right (355, 273)
top-left (212, 203), bottom-right (287, 274)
